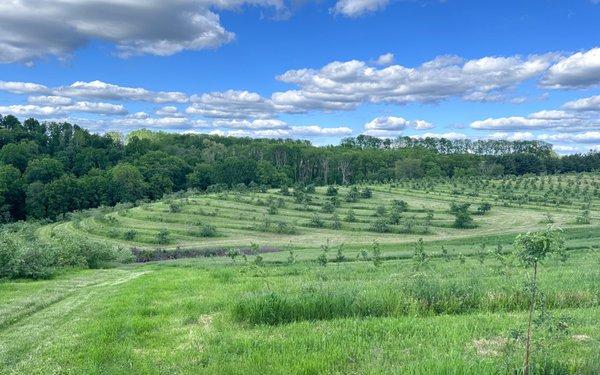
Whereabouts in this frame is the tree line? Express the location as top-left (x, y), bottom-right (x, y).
top-left (1, 114), bottom-right (599, 222)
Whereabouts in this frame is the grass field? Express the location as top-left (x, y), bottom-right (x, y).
top-left (2, 173), bottom-right (600, 373)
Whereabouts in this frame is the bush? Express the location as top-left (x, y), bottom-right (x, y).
top-left (326, 185), bottom-right (338, 196)
top-left (169, 202), bottom-right (182, 213)
top-left (360, 187), bottom-right (373, 198)
top-left (123, 230), bottom-right (137, 241)
top-left (370, 217), bottom-right (389, 233)
top-left (308, 213), bottom-right (325, 228)
top-left (155, 229), bottom-right (170, 244)
top-left (345, 186), bottom-right (360, 202)
top-left (0, 234), bottom-right (54, 279)
top-left (449, 202), bottom-right (474, 229)
top-left (199, 223), bottom-right (217, 237)
top-left (321, 201), bottom-right (335, 213)
top-left (345, 209), bottom-right (356, 222)
top-left (476, 202), bottom-right (492, 215)
top-left (392, 199), bottom-right (408, 212)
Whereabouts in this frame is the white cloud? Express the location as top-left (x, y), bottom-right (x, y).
top-left (275, 53), bottom-right (556, 110)
top-left (66, 102), bottom-right (127, 115)
top-left (155, 106), bottom-right (185, 117)
top-left (488, 131), bottom-right (536, 141)
top-left (0, 104), bottom-right (64, 117)
top-left (187, 90), bottom-right (279, 118)
top-left (331, 0), bottom-right (389, 17)
top-left (291, 125), bottom-right (353, 137)
top-left (363, 116), bottom-right (433, 137)
top-left (375, 53), bottom-right (394, 66)
top-left (28, 95), bottom-right (72, 106)
top-left (55, 80), bottom-right (188, 103)
top-left (0, 0), bottom-right (283, 63)
top-left (541, 47), bottom-right (600, 88)
top-left (563, 95), bottom-right (600, 112)
top-left (0, 81), bottom-right (49, 95)
top-left (212, 118), bottom-right (288, 129)
top-left (0, 101), bottom-right (126, 116)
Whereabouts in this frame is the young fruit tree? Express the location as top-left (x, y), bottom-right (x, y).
top-left (513, 226), bottom-right (565, 375)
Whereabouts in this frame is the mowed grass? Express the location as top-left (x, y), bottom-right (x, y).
top-left (0, 248), bottom-right (599, 374)
top-left (6, 173), bottom-right (599, 373)
top-left (39, 173), bottom-right (600, 257)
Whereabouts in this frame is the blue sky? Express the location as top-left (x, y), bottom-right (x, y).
top-left (0, 0), bottom-right (599, 153)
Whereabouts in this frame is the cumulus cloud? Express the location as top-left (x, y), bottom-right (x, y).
top-left (275, 53), bottom-right (556, 111)
top-left (563, 95), bottom-right (600, 112)
top-left (28, 95), bottom-right (72, 106)
top-left (331, 0), bottom-right (389, 17)
top-left (0, 101), bottom-right (126, 116)
top-left (212, 118), bottom-right (288, 129)
top-left (187, 90), bottom-right (281, 118)
top-left (375, 53), bottom-right (394, 66)
top-left (0, 81), bottom-right (49, 95)
top-left (0, 0), bottom-right (283, 63)
top-left (362, 116), bottom-right (433, 137)
top-left (55, 81), bottom-right (188, 103)
top-left (541, 48), bottom-right (600, 88)
top-left (0, 80), bottom-right (189, 104)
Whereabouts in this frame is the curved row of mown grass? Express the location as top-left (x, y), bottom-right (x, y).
top-left (40, 177), bottom-right (600, 259)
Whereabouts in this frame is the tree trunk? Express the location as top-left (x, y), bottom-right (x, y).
top-left (523, 261), bottom-right (538, 375)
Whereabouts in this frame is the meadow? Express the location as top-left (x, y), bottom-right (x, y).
top-left (1, 173), bottom-right (600, 373)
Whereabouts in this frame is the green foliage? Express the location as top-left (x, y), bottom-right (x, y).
top-left (449, 202), bottom-right (475, 229)
top-left (345, 209), bottom-right (356, 222)
top-left (476, 202), bottom-right (492, 215)
top-left (360, 187), bottom-right (373, 198)
top-left (369, 217), bottom-right (389, 233)
top-left (514, 227), bottom-right (565, 266)
top-left (345, 186), bottom-right (360, 202)
top-left (326, 185), bottom-right (338, 196)
top-left (308, 213), bottom-right (325, 228)
top-left (154, 228), bottom-right (170, 244)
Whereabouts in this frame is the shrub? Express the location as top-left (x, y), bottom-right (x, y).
top-left (199, 223), bottom-right (217, 237)
top-left (360, 187), bottom-right (373, 198)
top-left (476, 202), bottom-right (492, 215)
top-left (449, 202), bottom-right (474, 229)
top-left (123, 230), bottom-right (137, 241)
top-left (345, 186), bottom-right (360, 202)
top-left (305, 184), bottom-right (316, 194)
top-left (370, 217), bottom-right (389, 233)
top-left (267, 204), bottom-right (278, 215)
top-left (389, 208), bottom-right (401, 224)
top-left (155, 229), bottom-right (170, 244)
top-left (169, 202), bottom-right (182, 213)
top-left (0, 234), bottom-right (54, 279)
top-left (331, 214), bottom-right (342, 230)
top-left (392, 199), bottom-right (408, 212)
top-left (345, 209), bottom-right (356, 222)
top-left (308, 213), bottom-right (325, 228)
top-left (375, 205), bottom-right (387, 217)
top-left (326, 185), bottom-right (338, 196)
top-left (322, 201), bottom-right (335, 213)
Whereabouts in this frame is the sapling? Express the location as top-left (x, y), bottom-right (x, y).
top-left (513, 226), bottom-right (565, 375)
top-left (413, 238), bottom-right (427, 269)
top-left (335, 244), bottom-right (346, 262)
top-left (287, 250), bottom-right (296, 264)
top-left (228, 249), bottom-right (240, 263)
top-left (372, 240), bottom-right (382, 267)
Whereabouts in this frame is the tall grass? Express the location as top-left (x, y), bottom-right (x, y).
top-left (232, 277), bottom-right (600, 325)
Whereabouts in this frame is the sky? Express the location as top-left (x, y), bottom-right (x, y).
top-left (0, 0), bottom-right (599, 154)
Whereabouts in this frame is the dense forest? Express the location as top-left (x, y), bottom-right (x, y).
top-left (1, 114), bottom-right (599, 222)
